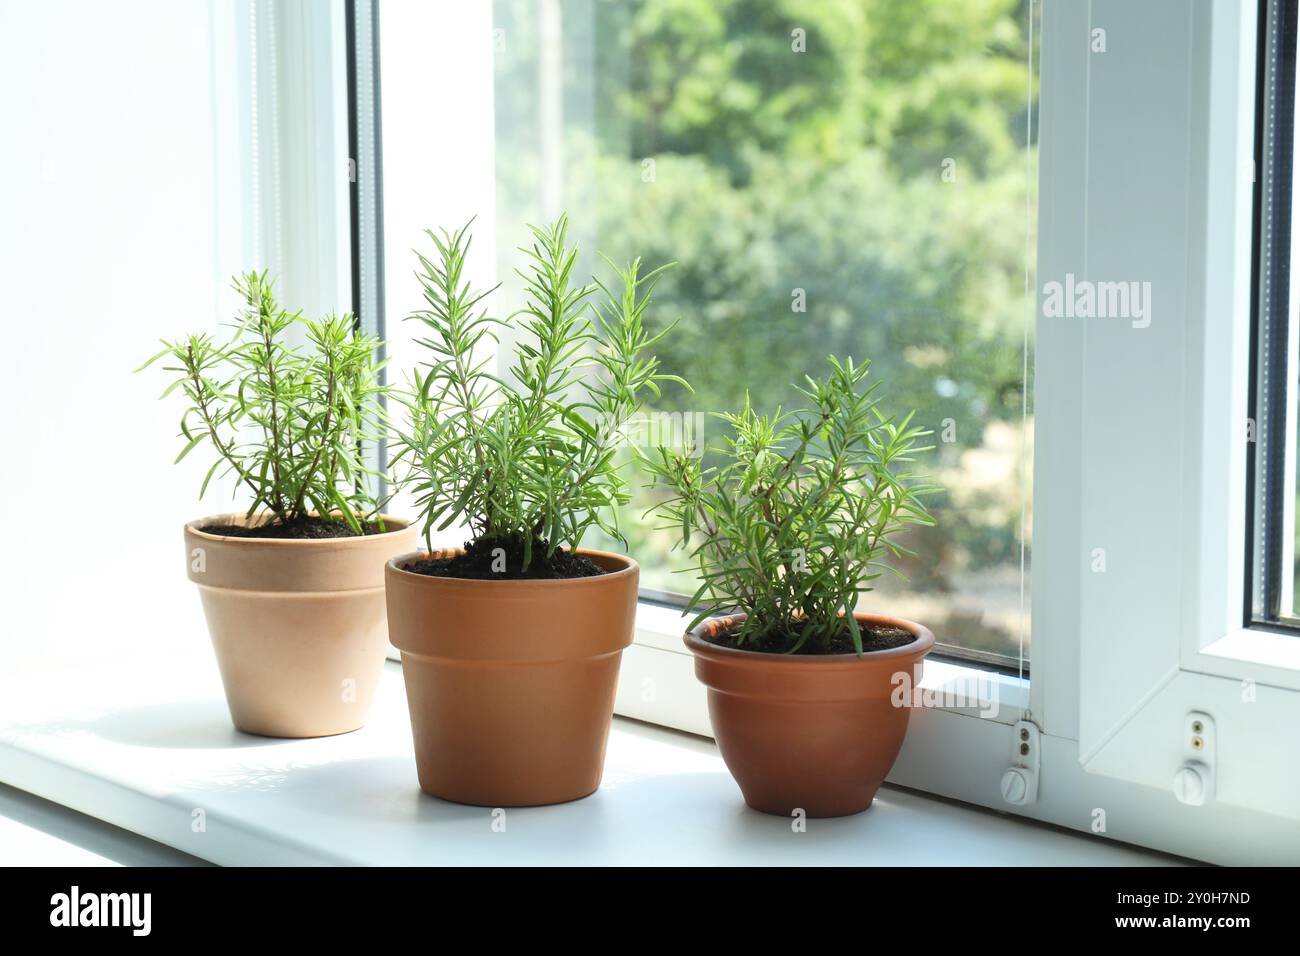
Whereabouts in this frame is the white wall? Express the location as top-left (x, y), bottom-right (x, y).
top-left (0, 1), bottom-right (280, 674)
top-left (0, 0), bottom-right (225, 660)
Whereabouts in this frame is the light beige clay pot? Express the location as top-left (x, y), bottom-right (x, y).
top-left (184, 513), bottom-right (417, 738)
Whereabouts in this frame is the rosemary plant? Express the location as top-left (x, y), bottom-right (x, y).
top-left (395, 215), bottom-right (687, 570)
top-left (139, 272), bottom-right (388, 533)
top-left (642, 356), bottom-right (936, 655)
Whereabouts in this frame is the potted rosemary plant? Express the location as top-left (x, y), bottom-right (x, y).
top-left (643, 357), bottom-right (937, 817)
top-left (386, 216), bottom-right (687, 806)
top-left (140, 272), bottom-right (415, 738)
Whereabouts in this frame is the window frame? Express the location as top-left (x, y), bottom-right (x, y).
top-left (1041, 0), bottom-right (1300, 829)
top-left (1249, 0), bottom-right (1300, 631)
top-left (346, 0), bottom-right (389, 496)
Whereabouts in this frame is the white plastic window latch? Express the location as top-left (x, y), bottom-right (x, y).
top-left (1172, 711), bottom-right (1215, 807)
top-left (1000, 718), bottom-right (1041, 806)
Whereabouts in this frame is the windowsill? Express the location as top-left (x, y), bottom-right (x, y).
top-left (0, 629), bottom-right (1167, 865)
top-left (1200, 626), bottom-right (1300, 673)
top-left (0, 782), bottom-right (207, 867)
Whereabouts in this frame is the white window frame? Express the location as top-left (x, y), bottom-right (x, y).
top-left (360, 0), bottom-right (1300, 863)
top-left (1044, 0), bottom-right (1300, 826)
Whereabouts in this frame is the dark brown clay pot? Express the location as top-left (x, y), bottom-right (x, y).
top-left (385, 549), bottom-right (639, 807)
top-left (685, 612), bottom-right (935, 817)
top-left (184, 513), bottom-right (417, 738)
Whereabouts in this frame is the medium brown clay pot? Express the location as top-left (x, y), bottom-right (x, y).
top-left (184, 513), bottom-right (417, 738)
top-left (385, 549), bottom-right (639, 807)
top-left (685, 612), bottom-right (935, 818)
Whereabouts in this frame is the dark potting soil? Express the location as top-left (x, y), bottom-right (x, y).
top-left (709, 619), bottom-right (917, 656)
top-left (199, 516), bottom-right (385, 539)
top-left (402, 535), bottom-right (608, 580)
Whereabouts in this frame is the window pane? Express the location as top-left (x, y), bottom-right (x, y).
top-left (384, 0), bottom-right (1039, 665)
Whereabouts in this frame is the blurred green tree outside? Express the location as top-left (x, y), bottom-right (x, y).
top-left (490, 0), bottom-right (1038, 659)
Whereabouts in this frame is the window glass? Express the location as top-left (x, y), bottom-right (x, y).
top-left (383, 0), bottom-right (1040, 665)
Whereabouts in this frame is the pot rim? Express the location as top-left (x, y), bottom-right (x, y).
top-left (184, 511), bottom-right (413, 545)
top-left (684, 611), bottom-right (935, 667)
top-left (386, 547), bottom-right (638, 587)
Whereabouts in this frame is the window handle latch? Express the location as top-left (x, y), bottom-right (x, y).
top-left (1000, 718), bottom-right (1041, 806)
top-left (1172, 712), bottom-right (1215, 807)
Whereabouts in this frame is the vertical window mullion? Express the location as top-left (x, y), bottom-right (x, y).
top-left (1251, 0), bottom-right (1298, 624)
top-left (346, 0), bottom-right (387, 501)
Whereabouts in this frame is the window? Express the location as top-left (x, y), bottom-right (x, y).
top-left (355, 0), bottom-right (1300, 861)
top-left (375, 0), bottom-right (1040, 669)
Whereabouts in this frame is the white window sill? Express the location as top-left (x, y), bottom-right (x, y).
top-left (0, 644), bottom-right (1169, 865)
top-left (0, 782), bottom-right (205, 867)
top-left (1200, 626), bottom-right (1300, 674)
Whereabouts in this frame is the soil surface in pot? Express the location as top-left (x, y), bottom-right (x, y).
top-left (402, 535), bottom-right (608, 580)
top-left (199, 515), bottom-right (387, 539)
top-left (709, 619), bottom-right (917, 655)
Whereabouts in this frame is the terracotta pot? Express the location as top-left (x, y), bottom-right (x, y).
top-left (385, 549), bottom-right (639, 806)
top-left (685, 612), bottom-right (935, 817)
top-left (184, 513), bottom-right (417, 738)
